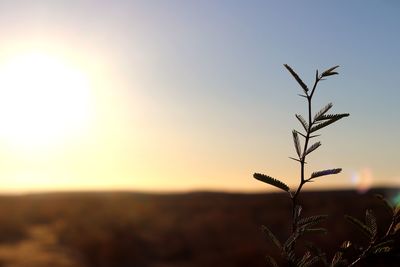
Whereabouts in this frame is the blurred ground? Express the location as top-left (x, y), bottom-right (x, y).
top-left (0, 189), bottom-right (397, 267)
top-left (0, 224), bottom-right (83, 267)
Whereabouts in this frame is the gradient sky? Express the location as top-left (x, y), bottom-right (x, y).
top-left (0, 1), bottom-right (399, 193)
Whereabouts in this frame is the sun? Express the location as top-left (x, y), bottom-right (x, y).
top-left (0, 51), bottom-right (92, 149)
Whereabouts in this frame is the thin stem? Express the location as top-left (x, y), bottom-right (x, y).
top-left (385, 215), bottom-right (396, 237)
top-left (348, 244), bottom-right (373, 267)
top-left (288, 77), bottom-right (320, 258)
top-left (291, 76), bottom-right (320, 229)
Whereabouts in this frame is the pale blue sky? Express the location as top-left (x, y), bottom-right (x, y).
top-left (0, 1), bottom-right (399, 192)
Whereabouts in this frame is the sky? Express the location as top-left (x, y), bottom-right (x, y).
top-left (0, 0), bottom-right (399, 193)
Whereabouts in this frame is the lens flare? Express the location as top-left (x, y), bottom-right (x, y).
top-left (390, 192), bottom-right (400, 206)
top-left (351, 168), bottom-right (373, 193)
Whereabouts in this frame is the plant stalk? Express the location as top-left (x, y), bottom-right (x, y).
top-left (291, 76), bottom-right (320, 231)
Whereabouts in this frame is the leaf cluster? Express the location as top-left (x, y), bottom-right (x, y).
top-left (262, 210), bottom-right (328, 266)
top-left (252, 64), bottom-right (399, 267)
top-left (254, 65), bottom-right (348, 195)
top-left (255, 65), bottom-right (352, 266)
top-left (341, 195), bottom-right (400, 266)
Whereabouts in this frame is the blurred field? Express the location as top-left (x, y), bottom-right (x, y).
top-left (0, 188), bottom-right (398, 267)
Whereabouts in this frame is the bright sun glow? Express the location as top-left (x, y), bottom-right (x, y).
top-left (0, 51), bottom-right (92, 149)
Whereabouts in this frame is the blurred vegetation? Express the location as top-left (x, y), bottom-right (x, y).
top-left (0, 190), bottom-right (398, 267)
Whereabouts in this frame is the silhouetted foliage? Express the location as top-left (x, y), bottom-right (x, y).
top-left (253, 65), bottom-right (399, 266)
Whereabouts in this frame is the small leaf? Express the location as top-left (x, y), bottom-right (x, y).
top-left (253, 173), bottom-right (290, 192)
top-left (284, 232), bottom-right (299, 252)
top-left (316, 113), bottom-right (350, 122)
top-left (300, 227), bottom-right (328, 235)
top-left (284, 64), bottom-right (309, 93)
top-left (295, 114), bottom-right (309, 132)
top-left (321, 65), bottom-right (339, 77)
top-left (305, 242), bottom-right (328, 266)
top-left (298, 215), bottom-right (328, 228)
top-left (330, 251), bottom-right (343, 267)
top-left (289, 157), bottom-right (304, 163)
top-left (305, 141), bottom-right (321, 156)
top-left (345, 215), bottom-right (373, 239)
top-left (311, 114), bottom-right (349, 132)
top-left (297, 251), bottom-right (311, 267)
top-left (310, 168), bottom-right (342, 179)
top-left (292, 130), bottom-right (302, 157)
top-left (301, 256), bottom-right (319, 267)
top-left (286, 249), bottom-right (297, 264)
top-left (322, 71), bottom-right (338, 77)
top-left (372, 240), bottom-right (394, 250)
top-left (372, 246), bottom-right (392, 254)
top-left (365, 209), bottom-right (377, 238)
top-left (266, 255), bottom-right (279, 267)
top-left (261, 225), bottom-right (282, 249)
top-left (314, 103), bottom-right (333, 121)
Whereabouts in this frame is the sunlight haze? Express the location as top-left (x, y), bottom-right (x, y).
top-left (0, 1), bottom-right (399, 193)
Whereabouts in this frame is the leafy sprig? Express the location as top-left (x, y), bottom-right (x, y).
top-left (254, 65), bottom-right (349, 266)
top-left (253, 65), bottom-right (398, 266)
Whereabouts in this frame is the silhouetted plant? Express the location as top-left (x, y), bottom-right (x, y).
top-left (253, 65), bottom-right (399, 266)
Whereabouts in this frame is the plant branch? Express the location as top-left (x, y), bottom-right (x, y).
top-left (349, 211), bottom-right (398, 266)
top-left (260, 65), bottom-right (347, 265)
top-left (291, 75), bottom-right (321, 226)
